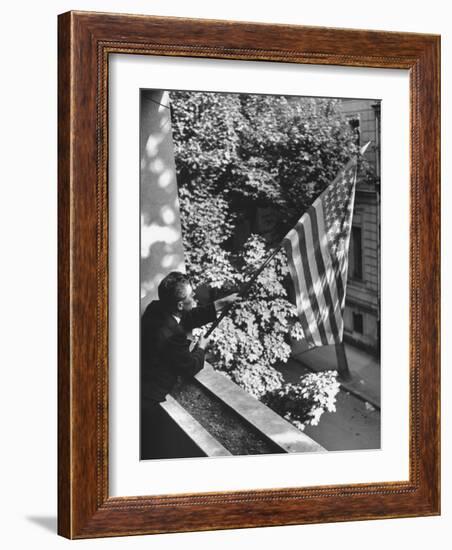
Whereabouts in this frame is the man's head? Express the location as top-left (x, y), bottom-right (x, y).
top-left (158, 271), bottom-right (195, 315)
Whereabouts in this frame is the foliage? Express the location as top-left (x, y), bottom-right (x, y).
top-left (200, 234), bottom-right (305, 398)
top-left (177, 186), bottom-right (237, 290)
top-left (262, 371), bottom-right (341, 430)
top-left (169, 91), bottom-right (364, 427)
top-left (171, 92), bottom-right (367, 233)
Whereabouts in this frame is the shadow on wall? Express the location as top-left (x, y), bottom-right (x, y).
top-left (140, 90), bottom-right (185, 313)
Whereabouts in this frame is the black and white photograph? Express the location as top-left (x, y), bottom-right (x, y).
top-left (140, 89), bottom-right (381, 460)
top-left (1, 0), bottom-right (445, 546)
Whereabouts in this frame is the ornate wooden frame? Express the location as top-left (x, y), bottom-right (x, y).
top-left (58, 11), bottom-right (440, 539)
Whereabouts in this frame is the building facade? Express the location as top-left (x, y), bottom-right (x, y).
top-left (339, 99), bottom-right (381, 355)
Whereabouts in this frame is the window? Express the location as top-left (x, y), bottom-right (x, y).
top-left (350, 225), bottom-right (363, 280)
top-left (348, 115), bottom-right (361, 146)
top-left (353, 312), bottom-right (363, 334)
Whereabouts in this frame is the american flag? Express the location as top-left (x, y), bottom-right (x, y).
top-left (283, 144), bottom-right (369, 349)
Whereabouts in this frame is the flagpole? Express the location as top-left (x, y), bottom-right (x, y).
top-left (203, 240), bottom-right (284, 339)
top-left (335, 342), bottom-right (351, 381)
top-left (202, 142), bottom-right (371, 342)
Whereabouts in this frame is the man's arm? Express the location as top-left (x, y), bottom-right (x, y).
top-left (181, 303), bottom-right (216, 331)
top-left (181, 293), bottom-right (241, 331)
top-left (164, 332), bottom-right (207, 377)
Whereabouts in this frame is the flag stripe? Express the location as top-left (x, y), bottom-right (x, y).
top-left (296, 221), bottom-right (329, 346)
top-left (328, 174), bottom-right (356, 313)
top-left (306, 205), bottom-right (341, 343)
top-left (301, 210), bottom-right (336, 344)
top-left (314, 200), bottom-right (344, 340)
top-left (283, 239), bottom-right (315, 347)
top-left (286, 229), bottom-right (322, 345)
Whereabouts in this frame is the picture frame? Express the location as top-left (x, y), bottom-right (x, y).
top-left (58, 10), bottom-right (440, 539)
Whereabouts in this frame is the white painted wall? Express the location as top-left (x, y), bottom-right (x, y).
top-left (0, 1), bottom-right (450, 549)
top-left (140, 90), bottom-right (185, 311)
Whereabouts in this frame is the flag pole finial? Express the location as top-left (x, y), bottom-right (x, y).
top-left (360, 141), bottom-right (372, 155)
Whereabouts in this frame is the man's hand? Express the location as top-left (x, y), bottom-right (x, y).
top-left (214, 292), bottom-right (241, 314)
top-left (197, 334), bottom-right (212, 350)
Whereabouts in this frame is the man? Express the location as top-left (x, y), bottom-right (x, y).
top-left (140, 271), bottom-right (239, 459)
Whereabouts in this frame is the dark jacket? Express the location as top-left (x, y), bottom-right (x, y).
top-left (141, 300), bottom-right (217, 403)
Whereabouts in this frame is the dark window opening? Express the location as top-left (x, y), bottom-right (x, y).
top-left (353, 312), bottom-right (363, 334)
top-left (350, 225), bottom-right (363, 280)
top-left (348, 116), bottom-right (361, 146)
